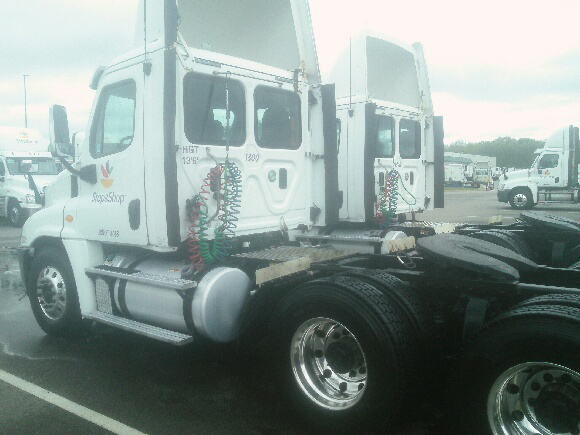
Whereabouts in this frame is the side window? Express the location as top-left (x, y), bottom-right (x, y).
top-left (0, 161), bottom-right (5, 177)
top-left (183, 73), bottom-right (245, 146)
top-left (375, 115), bottom-right (395, 158)
top-left (399, 119), bottom-right (421, 159)
top-left (537, 154), bottom-right (559, 169)
top-left (255, 86), bottom-right (301, 150)
top-left (90, 81), bottom-right (136, 158)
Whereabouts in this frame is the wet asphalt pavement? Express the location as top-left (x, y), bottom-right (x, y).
top-left (0, 190), bottom-right (578, 434)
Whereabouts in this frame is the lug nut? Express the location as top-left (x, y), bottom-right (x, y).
top-left (561, 374), bottom-right (572, 384)
top-left (507, 384), bottom-right (520, 394)
top-left (531, 382), bottom-right (541, 392)
top-left (323, 369), bottom-right (332, 378)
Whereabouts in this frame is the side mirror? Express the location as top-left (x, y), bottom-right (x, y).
top-left (49, 105), bottom-right (73, 157)
top-left (19, 159), bottom-right (33, 174)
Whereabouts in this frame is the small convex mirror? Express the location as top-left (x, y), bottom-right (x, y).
top-left (49, 105), bottom-right (73, 157)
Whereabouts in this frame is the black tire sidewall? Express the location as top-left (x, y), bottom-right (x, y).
top-left (274, 283), bottom-right (400, 430)
top-left (28, 247), bottom-right (82, 336)
top-left (455, 309), bottom-right (580, 434)
top-left (8, 201), bottom-right (24, 227)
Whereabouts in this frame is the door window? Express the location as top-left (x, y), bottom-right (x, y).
top-left (183, 72), bottom-right (246, 146)
top-left (537, 154), bottom-right (559, 169)
top-left (90, 80), bottom-right (137, 158)
top-left (375, 115), bottom-right (395, 158)
top-left (254, 86), bottom-right (301, 149)
top-left (399, 119), bottom-right (421, 159)
top-left (0, 161), bottom-right (4, 177)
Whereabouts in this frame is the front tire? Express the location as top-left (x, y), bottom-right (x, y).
top-left (509, 188), bottom-right (533, 209)
top-left (28, 247), bottom-right (84, 337)
top-left (8, 200), bottom-right (24, 227)
top-left (455, 305), bottom-right (580, 434)
top-left (273, 276), bottom-right (417, 431)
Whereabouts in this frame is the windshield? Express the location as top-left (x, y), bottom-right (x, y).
top-left (6, 157), bottom-right (59, 175)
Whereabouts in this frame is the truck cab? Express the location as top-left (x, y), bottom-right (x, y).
top-left (328, 33), bottom-right (441, 225)
top-left (498, 125), bottom-right (580, 208)
top-left (0, 128), bottom-right (59, 226)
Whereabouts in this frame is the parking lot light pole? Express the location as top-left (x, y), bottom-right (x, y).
top-left (23, 74), bottom-right (29, 128)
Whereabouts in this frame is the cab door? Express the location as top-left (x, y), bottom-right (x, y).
top-left (536, 153), bottom-right (563, 188)
top-left (74, 63), bottom-right (148, 246)
top-left (178, 69), bottom-right (309, 238)
top-left (394, 116), bottom-right (425, 212)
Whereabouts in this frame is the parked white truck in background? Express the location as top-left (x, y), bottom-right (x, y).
top-left (498, 125), bottom-right (580, 208)
top-left (471, 160), bottom-right (493, 189)
top-left (0, 127), bottom-right (60, 226)
top-left (444, 162), bottom-right (466, 186)
top-left (17, 1), bottom-right (579, 434)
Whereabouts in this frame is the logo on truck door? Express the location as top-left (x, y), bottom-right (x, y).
top-left (100, 161), bottom-right (114, 188)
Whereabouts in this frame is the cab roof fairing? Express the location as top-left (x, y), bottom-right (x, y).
top-left (131, 0), bottom-right (320, 85)
top-left (0, 127), bottom-right (49, 153)
top-left (544, 126), bottom-right (574, 151)
top-left (328, 31), bottom-right (430, 113)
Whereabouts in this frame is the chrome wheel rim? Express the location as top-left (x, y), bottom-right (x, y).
top-left (290, 317), bottom-right (367, 410)
top-left (513, 193), bottom-right (528, 207)
top-left (488, 362), bottom-right (580, 434)
top-left (9, 206), bottom-right (19, 224)
top-left (36, 266), bottom-right (67, 321)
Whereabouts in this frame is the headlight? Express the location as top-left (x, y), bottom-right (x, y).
top-left (25, 193), bottom-right (35, 203)
top-left (498, 184), bottom-right (505, 191)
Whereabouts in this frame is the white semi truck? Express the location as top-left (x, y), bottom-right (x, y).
top-left (498, 125), bottom-right (580, 209)
top-left (18, 1), bottom-right (579, 433)
top-left (328, 33), bottom-right (442, 223)
top-left (0, 127), bottom-right (60, 226)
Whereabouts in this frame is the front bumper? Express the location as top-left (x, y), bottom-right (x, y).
top-left (21, 203), bottom-right (42, 217)
top-left (497, 189), bottom-right (509, 203)
top-left (18, 248), bottom-right (32, 293)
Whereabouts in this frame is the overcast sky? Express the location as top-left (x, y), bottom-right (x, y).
top-left (1, 0), bottom-right (579, 144)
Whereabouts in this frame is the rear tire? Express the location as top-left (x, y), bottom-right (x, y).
top-left (455, 305), bottom-right (580, 434)
top-left (273, 275), bottom-right (417, 431)
top-left (514, 293), bottom-right (580, 310)
top-left (468, 230), bottom-right (535, 260)
top-left (509, 188), bottom-right (533, 209)
top-left (28, 247), bottom-right (85, 337)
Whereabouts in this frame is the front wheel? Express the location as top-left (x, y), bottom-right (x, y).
top-left (8, 200), bottom-right (24, 227)
top-left (273, 276), bottom-right (417, 431)
top-left (455, 305), bottom-right (580, 434)
top-left (28, 247), bottom-right (84, 337)
top-left (509, 188), bottom-right (533, 209)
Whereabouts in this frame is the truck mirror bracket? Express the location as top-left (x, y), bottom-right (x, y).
top-left (58, 157), bottom-right (97, 184)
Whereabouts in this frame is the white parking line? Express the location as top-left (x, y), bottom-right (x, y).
top-left (0, 369), bottom-right (145, 435)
